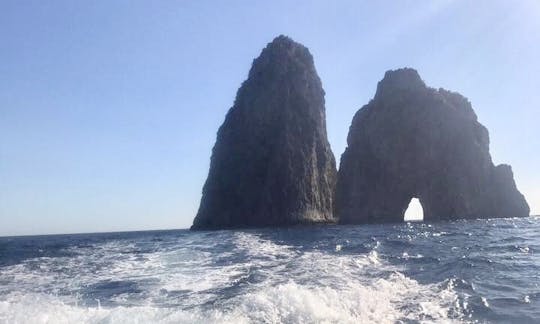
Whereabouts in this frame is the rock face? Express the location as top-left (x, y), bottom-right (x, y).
top-left (336, 68), bottom-right (529, 223)
top-left (191, 36), bottom-right (337, 229)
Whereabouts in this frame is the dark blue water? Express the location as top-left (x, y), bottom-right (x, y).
top-left (1, 217), bottom-right (539, 323)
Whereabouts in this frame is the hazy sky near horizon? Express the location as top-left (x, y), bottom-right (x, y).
top-left (1, 0), bottom-right (539, 236)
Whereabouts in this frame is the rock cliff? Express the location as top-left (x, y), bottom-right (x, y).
top-left (336, 68), bottom-right (529, 223)
top-left (191, 36), bottom-right (337, 229)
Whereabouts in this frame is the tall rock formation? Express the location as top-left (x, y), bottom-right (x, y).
top-left (336, 68), bottom-right (529, 223)
top-left (191, 36), bottom-right (337, 229)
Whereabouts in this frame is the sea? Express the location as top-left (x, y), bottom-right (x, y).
top-left (1, 217), bottom-right (539, 323)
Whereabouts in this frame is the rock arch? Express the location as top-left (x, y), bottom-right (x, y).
top-left (403, 198), bottom-right (424, 222)
top-left (336, 68), bottom-right (529, 224)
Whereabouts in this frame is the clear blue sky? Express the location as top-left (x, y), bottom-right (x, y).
top-left (1, 1), bottom-right (539, 236)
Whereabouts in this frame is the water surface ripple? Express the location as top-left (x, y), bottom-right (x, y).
top-left (1, 217), bottom-right (539, 323)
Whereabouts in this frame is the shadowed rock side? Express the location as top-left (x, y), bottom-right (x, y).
top-left (191, 36), bottom-right (337, 229)
top-left (336, 68), bottom-right (529, 224)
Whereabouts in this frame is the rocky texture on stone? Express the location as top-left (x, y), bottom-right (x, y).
top-left (191, 36), bottom-right (337, 229)
top-left (336, 68), bottom-right (529, 223)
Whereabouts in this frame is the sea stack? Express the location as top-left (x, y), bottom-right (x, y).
top-left (336, 68), bottom-right (529, 223)
top-left (191, 36), bottom-right (337, 229)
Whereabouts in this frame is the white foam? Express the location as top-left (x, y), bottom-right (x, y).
top-left (0, 232), bottom-right (465, 323)
top-left (0, 293), bottom-right (220, 324)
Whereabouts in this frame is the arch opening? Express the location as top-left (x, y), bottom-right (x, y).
top-left (403, 197), bottom-right (424, 222)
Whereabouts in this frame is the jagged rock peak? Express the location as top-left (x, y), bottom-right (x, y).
top-left (374, 68), bottom-right (426, 99)
top-left (192, 36), bottom-right (337, 230)
top-left (262, 34), bottom-right (308, 54)
top-left (260, 35), bottom-right (310, 58)
top-left (373, 68), bottom-right (478, 120)
top-left (247, 35), bottom-right (316, 80)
